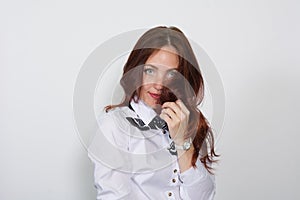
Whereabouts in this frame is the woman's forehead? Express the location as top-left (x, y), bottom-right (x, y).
top-left (145, 47), bottom-right (179, 70)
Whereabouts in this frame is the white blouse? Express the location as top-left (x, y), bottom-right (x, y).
top-left (88, 99), bottom-right (216, 200)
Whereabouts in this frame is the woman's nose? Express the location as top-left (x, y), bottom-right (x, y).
top-left (154, 83), bottom-right (163, 91)
top-left (153, 74), bottom-right (164, 90)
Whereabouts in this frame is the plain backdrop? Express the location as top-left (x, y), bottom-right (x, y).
top-left (1, 0), bottom-right (300, 199)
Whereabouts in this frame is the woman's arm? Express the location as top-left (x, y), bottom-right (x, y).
top-left (159, 100), bottom-right (216, 199)
top-left (159, 99), bottom-right (193, 173)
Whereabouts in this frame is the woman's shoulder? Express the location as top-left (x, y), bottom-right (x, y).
top-left (92, 106), bottom-right (135, 150)
top-left (96, 106), bottom-right (136, 130)
top-left (97, 106), bottom-right (135, 119)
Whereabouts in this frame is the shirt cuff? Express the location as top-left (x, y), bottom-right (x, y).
top-left (179, 158), bottom-right (210, 186)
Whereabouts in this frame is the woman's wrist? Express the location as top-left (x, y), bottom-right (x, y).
top-left (177, 144), bottom-right (194, 172)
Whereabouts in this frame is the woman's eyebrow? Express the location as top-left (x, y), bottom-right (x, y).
top-left (144, 64), bottom-right (158, 69)
top-left (167, 68), bottom-right (179, 71)
top-left (144, 64), bottom-right (178, 71)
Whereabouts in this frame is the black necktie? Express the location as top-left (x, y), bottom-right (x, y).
top-left (126, 105), bottom-right (177, 156)
top-left (125, 115), bottom-right (168, 132)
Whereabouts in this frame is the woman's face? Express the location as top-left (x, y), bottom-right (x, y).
top-left (140, 46), bottom-right (179, 108)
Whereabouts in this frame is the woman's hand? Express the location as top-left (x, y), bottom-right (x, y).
top-left (159, 99), bottom-right (190, 145)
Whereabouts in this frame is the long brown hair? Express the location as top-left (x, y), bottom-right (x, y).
top-left (106, 26), bottom-right (219, 173)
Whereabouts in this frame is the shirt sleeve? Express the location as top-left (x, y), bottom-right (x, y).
top-left (88, 111), bottom-right (136, 200)
top-left (178, 158), bottom-right (216, 200)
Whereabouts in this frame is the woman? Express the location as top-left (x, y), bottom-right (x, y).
top-left (88, 26), bottom-right (219, 200)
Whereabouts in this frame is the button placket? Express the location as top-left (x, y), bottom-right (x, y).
top-left (173, 166), bottom-right (183, 184)
top-left (172, 162), bottom-right (181, 185)
top-left (170, 168), bottom-right (179, 186)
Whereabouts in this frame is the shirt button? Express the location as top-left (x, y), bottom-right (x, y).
top-left (172, 178), bottom-right (176, 183)
top-left (168, 192), bottom-right (172, 196)
top-left (173, 169), bottom-right (177, 173)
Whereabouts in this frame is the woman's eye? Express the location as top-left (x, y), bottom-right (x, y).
top-left (166, 70), bottom-right (177, 79)
top-left (144, 68), bottom-right (154, 75)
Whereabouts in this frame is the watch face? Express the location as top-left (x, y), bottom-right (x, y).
top-left (183, 141), bottom-right (191, 150)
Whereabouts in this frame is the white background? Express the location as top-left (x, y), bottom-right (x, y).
top-left (1, 0), bottom-right (299, 199)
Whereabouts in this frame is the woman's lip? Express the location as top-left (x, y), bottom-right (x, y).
top-left (149, 92), bottom-right (161, 99)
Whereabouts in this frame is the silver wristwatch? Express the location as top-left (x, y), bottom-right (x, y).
top-left (175, 138), bottom-right (192, 151)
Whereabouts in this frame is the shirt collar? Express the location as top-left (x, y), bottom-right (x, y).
top-left (130, 98), bottom-right (157, 125)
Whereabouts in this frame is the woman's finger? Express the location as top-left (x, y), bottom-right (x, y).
top-left (161, 101), bottom-right (181, 114)
top-left (175, 99), bottom-right (190, 117)
top-left (161, 107), bottom-right (179, 122)
top-left (159, 112), bottom-right (171, 125)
